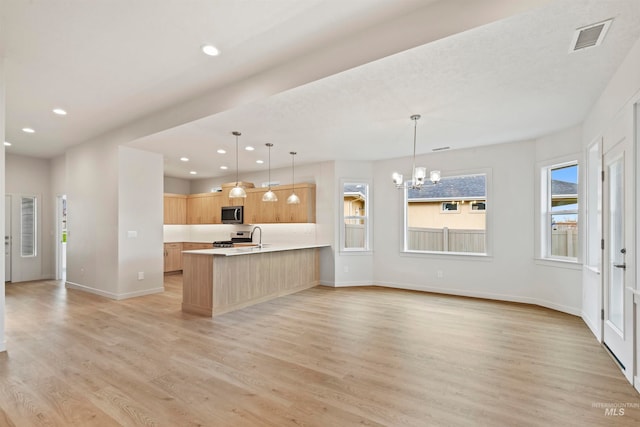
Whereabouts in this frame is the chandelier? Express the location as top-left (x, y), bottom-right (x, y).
top-left (392, 114), bottom-right (440, 189)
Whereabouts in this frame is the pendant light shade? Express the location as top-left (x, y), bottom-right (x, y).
top-left (392, 114), bottom-right (441, 189)
top-left (230, 131), bottom-right (247, 198)
top-left (287, 151), bottom-right (300, 204)
top-left (262, 143), bottom-right (278, 202)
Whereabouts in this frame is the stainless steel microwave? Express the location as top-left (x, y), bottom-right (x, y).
top-left (221, 206), bottom-right (244, 224)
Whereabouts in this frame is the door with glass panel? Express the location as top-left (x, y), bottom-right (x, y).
top-left (602, 140), bottom-right (633, 382)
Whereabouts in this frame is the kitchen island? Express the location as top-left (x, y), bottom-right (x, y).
top-left (181, 244), bottom-right (328, 316)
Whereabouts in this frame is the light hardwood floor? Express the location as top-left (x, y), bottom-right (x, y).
top-left (1, 276), bottom-right (639, 426)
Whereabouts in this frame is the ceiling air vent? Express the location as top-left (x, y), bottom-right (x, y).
top-left (570, 19), bottom-right (613, 53)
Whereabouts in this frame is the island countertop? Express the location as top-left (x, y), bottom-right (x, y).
top-left (182, 244), bottom-right (325, 316)
top-left (182, 243), bottom-right (330, 257)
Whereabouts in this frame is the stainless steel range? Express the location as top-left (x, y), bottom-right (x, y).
top-left (212, 241), bottom-right (234, 248)
top-left (213, 232), bottom-right (253, 248)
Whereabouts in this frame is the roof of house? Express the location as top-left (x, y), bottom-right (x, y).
top-left (344, 184), bottom-right (367, 198)
top-left (408, 175), bottom-right (577, 200)
top-left (408, 175), bottom-right (486, 200)
top-left (551, 179), bottom-right (578, 196)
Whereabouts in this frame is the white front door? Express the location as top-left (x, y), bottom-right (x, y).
top-left (602, 139), bottom-right (634, 383)
top-left (4, 195), bottom-right (10, 282)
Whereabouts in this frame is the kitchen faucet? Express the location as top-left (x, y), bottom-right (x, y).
top-left (251, 226), bottom-right (263, 248)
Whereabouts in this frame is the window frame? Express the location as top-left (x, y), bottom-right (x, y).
top-left (541, 160), bottom-right (580, 263)
top-left (402, 169), bottom-right (491, 257)
top-left (340, 180), bottom-right (371, 253)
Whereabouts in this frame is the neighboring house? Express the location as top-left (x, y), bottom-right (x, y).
top-left (407, 175), bottom-right (487, 230)
top-left (343, 184), bottom-right (366, 223)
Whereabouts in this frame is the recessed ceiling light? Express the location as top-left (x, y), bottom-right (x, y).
top-left (180, 157), bottom-right (189, 162)
top-left (245, 146), bottom-right (255, 151)
top-left (256, 160), bottom-right (264, 164)
top-left (4, 141), bottom-right (11, 146)
top-left (53, 108), bottom-right (67, 115)
top-left (189, 171), bottom-right (197, 175)
top-left (217, 149), bottom-right (226, 154)
top-left (220, 166), bottom-right (228, 170)
top-left (22, 127), bottom-right (35, 133)
top-left (201, 44), bottom-right (220, 56)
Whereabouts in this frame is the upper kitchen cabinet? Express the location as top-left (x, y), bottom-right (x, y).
top-left (187, 193), bottom-right (222, 224)
top-left (163, 193), bottom-right (187, 224)
top-left (283, 183), bottom-right (315, 223)
top-left (243, 183), bottom-right (315, 223)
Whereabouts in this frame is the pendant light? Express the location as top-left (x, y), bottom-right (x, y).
top-left (287, 151), bottom-right (300, 204)
top-left (392, 115), bottom-right (440, 189)
top-left (262, 143), bottom-right (278, 202)
top-left (229, 131), bottom-right (247, 198)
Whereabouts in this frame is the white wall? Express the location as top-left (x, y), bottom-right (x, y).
top-left (332, 160), bottom-right (374, 287)
top-left (5, 154), bottom-right (55, 282)
top-left (189, 162), bottom-right (319, 194)
top-left (65, 140), bottom-right (120, 297)
top-left (372, 136), bottom-right (582, 315)
top-left (117, 146), bottom-right (164, 298)
top-left (164, 176), bottom-right (190, 194)
top-left (581, 34), bottom-right (640, 390)
top-left (532, 125), bottom-right (583, 314)
top-left (0, 56), bottom-right (6, 352)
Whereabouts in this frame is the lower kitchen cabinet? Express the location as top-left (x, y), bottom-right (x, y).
top-left (164, 242), bottom-right (183, 272)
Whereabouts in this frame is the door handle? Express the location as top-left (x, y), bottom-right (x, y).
top-left (614, 263), bottom-right (627, 269)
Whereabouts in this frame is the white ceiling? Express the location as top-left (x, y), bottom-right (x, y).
top-left (3, 0), bottom-right (640, 180)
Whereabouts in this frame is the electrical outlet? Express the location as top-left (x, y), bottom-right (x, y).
top-left (344, 265), bottom-right (349, 273)
top-left (437, 270), bottom-right (443, 278)
top-left (138, 272), bottom-right (144, 280)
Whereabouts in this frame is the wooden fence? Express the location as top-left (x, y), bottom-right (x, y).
top-left (345, 224), bottom-right (365, 248)
top-left (345, 225), bottom-right (577, 257)
top-left (551, 228), bottom-right (578, 258)
top-left (407, 227), bottom-right (485, 253)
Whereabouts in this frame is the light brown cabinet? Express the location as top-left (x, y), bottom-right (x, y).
top-left (163, 194), bottom-right (187, 224)
top-left (243, 184), bottom-right (315, 224)
top-left (171, 183), bottom-right (315, 225)
top-left (186, 193), bottom-right (222, 224)
top-left (164, 242), bottom-right (183, 272)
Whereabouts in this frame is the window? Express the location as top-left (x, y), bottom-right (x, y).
top-left (471, 202), bottom-right (486, 211)
top-left (404, 173), bottom-right (487, 254)
top-left (441, 202), bottom-right (459, 212)
top-left (21, 196), bottom-right (37, 257)
top-left (341, 182), bottom-right (370, 251)
top-left (543, 162), bottom-right (579, 261)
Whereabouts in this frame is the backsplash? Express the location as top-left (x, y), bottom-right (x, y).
top-left (164, 223), bottom-right (318, 245)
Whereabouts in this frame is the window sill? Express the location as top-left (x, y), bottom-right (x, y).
top-left (535, 258), bottom-right (582, 270)
top-left (339, 250), bottom-right (373, 256)
top-left (401, 250), bottom-right (492, 262)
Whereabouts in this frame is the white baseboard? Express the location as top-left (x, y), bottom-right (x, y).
top-left (116, 287), bottom-right (164, 300)
top-left (635, 376), bottom-right (640, 395)
top-left (581, 311), bottom-right (601, 342)
top-left (0, 340), bottom-right (6, 353)
top-left (66, 281), bottom-right (164, 300)
top-left (333, 281), bottom-right (373, 288)
top-left (374, 280), bottom-right (581, 316)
